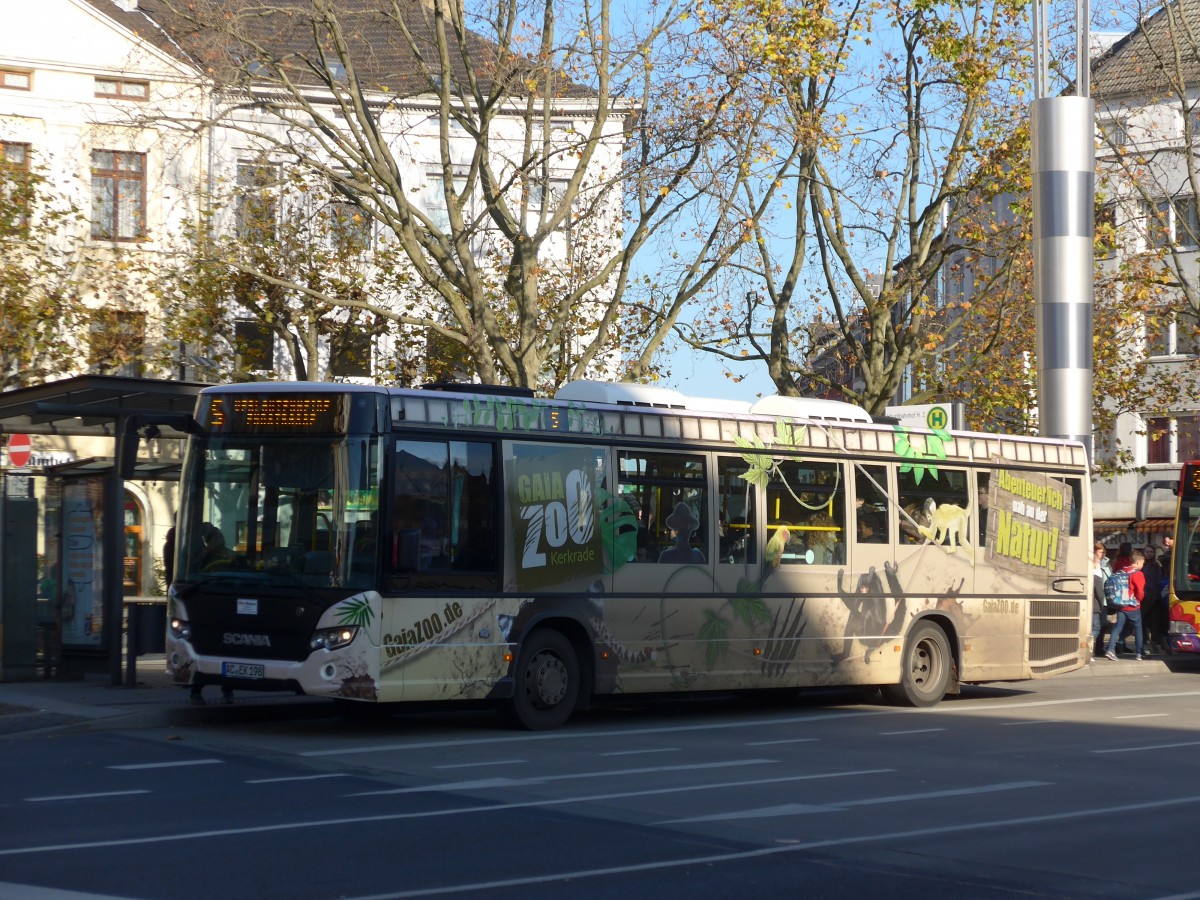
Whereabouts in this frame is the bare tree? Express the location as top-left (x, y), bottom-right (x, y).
top-left (131, 0), bottom-right (759, 390)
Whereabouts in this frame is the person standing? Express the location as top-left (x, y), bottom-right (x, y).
top-left (1091, 542), bottom-right (1109, 658)
top-left (1141, 546), bottom-right (1165, 655)
top-left (1105, 549), bottom-right (1147, 661)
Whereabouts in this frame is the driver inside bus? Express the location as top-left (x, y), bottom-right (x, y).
top-left (198, 522), bottom-right (235, 571)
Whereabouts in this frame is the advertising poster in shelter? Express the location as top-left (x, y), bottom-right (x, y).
top-left (62, 478), bottom-right (104, 647)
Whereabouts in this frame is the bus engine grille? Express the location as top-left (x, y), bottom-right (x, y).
top-left (1027, 598), bottom-right (1082, 673)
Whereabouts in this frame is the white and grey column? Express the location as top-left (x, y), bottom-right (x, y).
top-left (1032, 94), bottom-right (1095, 462)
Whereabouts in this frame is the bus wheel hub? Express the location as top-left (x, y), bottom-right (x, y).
top-left (531, 652), bottom-right (567, 706)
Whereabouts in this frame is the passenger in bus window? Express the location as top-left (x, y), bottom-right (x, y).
top-left (856, 512), bottom-right (886, 543)
top-left (658, 502), bottom-right (706, 564)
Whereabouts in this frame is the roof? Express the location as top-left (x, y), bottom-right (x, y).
top-left (1092, 0), bottom-right (1200, 101)
top-left (0, 374), bottom-right (208, 438)
top-left (92, 0), bottom-right (595, 100)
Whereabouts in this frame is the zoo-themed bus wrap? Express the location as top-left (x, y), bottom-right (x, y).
top-left (167, 383), bottom-right (1091, 714)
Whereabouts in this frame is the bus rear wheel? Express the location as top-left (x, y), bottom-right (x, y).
top-left (506, 629), bottom-right (580, 730)
top-left (883, 621), bottom-right (951, 708)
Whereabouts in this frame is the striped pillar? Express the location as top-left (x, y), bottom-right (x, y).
top-left (1032, 95), bottom-right (1095, 462)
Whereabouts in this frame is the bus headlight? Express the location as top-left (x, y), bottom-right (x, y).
top-left (169, 618), bottom-right (191, 641)
top-left (1169, 621), bottom-right (1198, 636)
top-left (311, 626), bottom-right (358, 651)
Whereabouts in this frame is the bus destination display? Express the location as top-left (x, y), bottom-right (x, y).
top-left (204, 395), bottom-right (344, 434)
top-left (1182, 462), bottom-right (1200, 500)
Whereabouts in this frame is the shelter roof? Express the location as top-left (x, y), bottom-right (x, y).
top-left (0, 374), bottom-right (207, 438)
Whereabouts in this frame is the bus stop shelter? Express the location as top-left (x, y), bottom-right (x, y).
top-left (0, 375), bottom-right (207, 685)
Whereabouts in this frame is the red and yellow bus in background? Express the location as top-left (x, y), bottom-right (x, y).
top-left (1167, 462), bottom-right (1200, 652)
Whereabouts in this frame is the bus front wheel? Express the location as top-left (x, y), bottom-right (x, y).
top-left (506, 629), bottom-right (580, 730)
top-left (883, 621), bottom-right (951, 708)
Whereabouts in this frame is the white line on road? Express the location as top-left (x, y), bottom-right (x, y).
top-left (350, 758), bottom-right (778, 796)
top-left (1002, 720), bottom-right (1064, 726)
top-left (1093, 740), bottom-right (1200, 754)
top-left (600, 748), bottom-right (681, 757)
top-left (0, 768), bottom-right (894, 857)
top-left (245, 774), bottom-right (351, 784)
top-left (1113, 713), bottom-right (1170, 720)
top-left (745, 738), bottom-right (818, 746)
top-left (25, 790), bottom-right (150, 803)
top-left (878, 728), bottom-right (946, 736)
top-left (433, 759), bottom-right (527, 770)
top-left (108, 759), bottom-right (223, 770)
top-left (657, 780), bottom-right (1049, 823)
top-left (339, 793), bottom-right (1200, 899)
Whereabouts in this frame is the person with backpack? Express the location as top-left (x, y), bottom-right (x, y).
top-left (1105, 549), bottom-right (1147, 661)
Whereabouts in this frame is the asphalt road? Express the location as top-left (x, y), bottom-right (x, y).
top-left (2, 665), bottom-right (1199, 899)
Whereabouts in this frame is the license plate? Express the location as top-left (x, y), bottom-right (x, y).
top-left (222, 662), bottom-right (265, 679)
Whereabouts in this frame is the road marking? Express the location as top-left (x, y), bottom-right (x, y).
top-left (1093, 740), bottom-right (1200, 754)
top-left (600, 748), bottom-right (680, 757)
top-left (0, 882), bottom-right (134, 899)
top-left (299, 711), bottom-right (889, 756)
top-left (245, 774), bottom-right (350, 784)
top-left (0, 769), bottom-right (894, 857)
top-left (351, 758), bottom-right (778, 796)
top-left (745, 738), bottom-right (818, 746)
top-left (879, 728), bottom-right (945, 736)
top-left (434, 759), bottom-right (527, 770)
top-left (108, 759), bottom-right (222, 770)
top-left (1002, 720), bottom-right (1064, 726)
top-left (340, 794), bottom-right (1200, 898)
top-left (657, 780), bottom-right (1049, 823)
top-left (1113, 713), bottom-right (1170, 720)
top-left (25, 790), bottom-right (150, 803)
top-left (297, 691), bottom-right (1200, 759)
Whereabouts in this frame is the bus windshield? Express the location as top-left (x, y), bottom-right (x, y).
top-left (177, 434), bottom-right (382, 589)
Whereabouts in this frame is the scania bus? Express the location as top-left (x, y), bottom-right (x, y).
top-left (159, 380), bottom-right (1092, 729)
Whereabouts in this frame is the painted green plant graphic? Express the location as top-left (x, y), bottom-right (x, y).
top-left (335, 596), bottom-right (374, 628)
top-left (893, 424), bottom-right (951, 485)
top-left (596, 485), bottom-right (638, 575)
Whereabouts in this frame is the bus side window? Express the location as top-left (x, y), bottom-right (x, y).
top-left (389, 439), bottom-right (497, 579)
top-left (854, 465), bottom-right (890, 545)
top-left (766, 458), bottom-right (845, 564)
top-left (717, 455), bottom-right (757, 565)
top-left (617, 450), bottom-right (707, 563)
top-left (897, 466), bottom-right (969, 546)
top-left (977, 472), bottom-right (990, 544)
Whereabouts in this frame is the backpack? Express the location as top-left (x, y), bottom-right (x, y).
top-left (1104, 570), bottom-right (1136, 610)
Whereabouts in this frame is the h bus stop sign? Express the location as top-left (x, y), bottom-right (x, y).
top-left (884, 403), bottom-right (965, 431)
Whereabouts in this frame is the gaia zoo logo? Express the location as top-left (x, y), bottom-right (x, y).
top-left (516, 469), bottom-right (597, 569)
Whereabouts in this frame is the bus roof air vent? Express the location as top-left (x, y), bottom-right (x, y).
top-left (749, 394), bottom-right (873, 424)
top-left (554, 380), bottom-right (688, 409)
top-left (421, 382), bottom-right (535, 399)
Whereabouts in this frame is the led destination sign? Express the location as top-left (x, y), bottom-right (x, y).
top-left (203, 395), bottom-right (345, 434)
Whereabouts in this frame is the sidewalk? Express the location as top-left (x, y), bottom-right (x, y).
top-left (0, 656), bottom-right (325, 736)
top-left (0, 650), bottom-right (1192, 738)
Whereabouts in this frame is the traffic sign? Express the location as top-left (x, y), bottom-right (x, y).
top-left (6, 433), bottom-right (30, 468)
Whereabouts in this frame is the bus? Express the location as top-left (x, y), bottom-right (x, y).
top-left (1162, 462), bottom-right (1200, 653)
top-left (159, 380), bottom-right (1092, 729)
